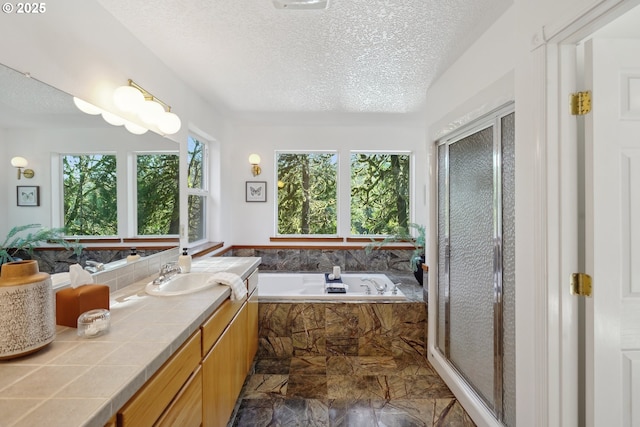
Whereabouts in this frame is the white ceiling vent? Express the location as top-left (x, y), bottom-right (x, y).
top-left (272, 0), bottom-right (329, 10)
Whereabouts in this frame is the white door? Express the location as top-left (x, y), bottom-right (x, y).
top-left (584, 38), bottom-right (640, 427)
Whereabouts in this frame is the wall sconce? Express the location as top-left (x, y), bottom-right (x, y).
top-left (11, 157), bottom-right (34, 179)
top-left (249, 154), bottom-right (261, 176)
top-left (113, 80), bottom-right (182, 135)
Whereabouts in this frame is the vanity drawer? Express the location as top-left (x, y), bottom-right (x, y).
top-left (246, 268), bottom-right (258, 295)
top-left (201, 297), bottom-right (243, 356)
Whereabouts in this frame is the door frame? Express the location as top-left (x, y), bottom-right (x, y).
top-left (536, 0), bottom-right (640, 425)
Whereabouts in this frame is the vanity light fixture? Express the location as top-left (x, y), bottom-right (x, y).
top-left (113, 80), bottom-right (182, 135)
top-left (11, 156), bottom-right (35, 179)
top-left (249, 154), bottom-right (261, 176)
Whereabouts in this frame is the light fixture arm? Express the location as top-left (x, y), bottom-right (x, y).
top-left (127, 79), bottom-right (173, 112)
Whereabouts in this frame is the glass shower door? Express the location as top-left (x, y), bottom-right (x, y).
top-left (436, 108), bottom-right (515, 425)
top-left (448, 125), bottom-right (496, 406)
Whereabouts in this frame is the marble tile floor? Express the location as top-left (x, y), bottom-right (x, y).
top-left (230, 354), bottom-right (476, 427)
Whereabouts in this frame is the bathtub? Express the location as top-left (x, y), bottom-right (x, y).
top-left (257, 272), bottom-right (406, 301)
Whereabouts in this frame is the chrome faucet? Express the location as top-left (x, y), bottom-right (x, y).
top-left (84, 260), bottom-right (105, 273)
top-left (362, 277), bottom-right (387, 294)
top-left (152, 262), bottom-right (182, 285)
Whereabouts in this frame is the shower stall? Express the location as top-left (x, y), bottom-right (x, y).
top-left (434, 105), bottom-right (515, 426)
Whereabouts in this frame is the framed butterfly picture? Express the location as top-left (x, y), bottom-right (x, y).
top-left (246, 181), bottom-right (267, 202)
top-left (17, 186), bottom-right (40, 207)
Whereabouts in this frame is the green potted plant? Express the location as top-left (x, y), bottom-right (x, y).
top-left (365, 222), bottom-right (426, 285)
top-left (0, 224), bottom-right (83, 266)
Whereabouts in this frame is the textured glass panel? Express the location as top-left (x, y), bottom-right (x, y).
top-left (501, 112), bottom-right (516, 427)
top-left (437, 144), bottom-right (448, 352)
top-left (449, 126), bottom-right (495, 407)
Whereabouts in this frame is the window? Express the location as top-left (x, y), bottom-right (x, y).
top-left (136, 154), bottom-right (180, 235)
top-left (186, 135), bottom-right (208, 243)
top-left (276, 152), bottom-right (338, 235)
top-left (63, 154), bottom-right (118, 236)
top-left (350, 152), bottom-right (411, 235)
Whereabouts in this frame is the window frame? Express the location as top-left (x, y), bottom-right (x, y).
top-left (274, 150), bottom-right (340, 237)
top-left (348, 150), bottom-right (413, 238)
top-left (185, 134), bottom-right (210, 246)
top-left (57, 152), bottom-right (119, 238)
top-left (133, 150), bottom-right (181, 237)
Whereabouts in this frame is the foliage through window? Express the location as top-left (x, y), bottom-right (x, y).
top-left (137, 154), bottom-right (180, 235)
top-left (276, 152), bottom-right (338, 235)
top-left (350, 152), bottom-right (411, 235)
top-left (187, 135), bottom-right (207, 243)
top-left (63, 154), bottom-right (118, 236)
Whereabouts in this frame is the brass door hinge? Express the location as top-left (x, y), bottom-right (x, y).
top-left (570, 273), bottom-right (592, 297)
top-left (570, 91), bottom-right (592, 115)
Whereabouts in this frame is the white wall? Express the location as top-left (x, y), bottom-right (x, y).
top-left (226, 121), bottom-right (428, 244)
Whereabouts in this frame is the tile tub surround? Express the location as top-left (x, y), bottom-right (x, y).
top-left (0, 257), bottom-right (260, 427)
top-left (233, 300), bottom-right (477, 426)
top-left (257, 302), bottom-right (427, 359)
top-left (230, 247), bottom-right (419, 274)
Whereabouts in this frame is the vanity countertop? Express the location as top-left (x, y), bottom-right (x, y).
top-left (0, 256), bottom-right (261, 427)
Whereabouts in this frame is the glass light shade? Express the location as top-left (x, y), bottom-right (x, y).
top-left (124, 121), bottom-right (148, 135)
top-left (73, 97), bottom-right (102, 115)
top-left (138, 100), bottom-right (165, 124)
top-left (11, 156), bottom-right (28, 168)
top-left (157, 111), bottom-right (182, 134)
top-left (101, 111), bottom-right (126, 126)
top-left (113, 86), bottom-right (145, 113)
top-left (248, 154), bottom-right (261, 165)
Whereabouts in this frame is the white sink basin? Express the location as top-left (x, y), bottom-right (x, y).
top-left (145, 273), bottom-right (219, 296)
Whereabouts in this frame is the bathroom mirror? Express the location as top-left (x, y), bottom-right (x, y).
top-left (0, 62), bottom-right (179, 250)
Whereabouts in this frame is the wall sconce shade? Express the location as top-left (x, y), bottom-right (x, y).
top-left (101, 111), bottom-right (126, 126)
top-left (73, 97), bottom-right (103, 115)
top-left (113, 85), bottom-right (145, 112)
top-left (249, 154), bottom-right (261, 176)
top-left (158, 111), bottom-right (182, 135)
top-left (11, 157), bottom-right (34, 179)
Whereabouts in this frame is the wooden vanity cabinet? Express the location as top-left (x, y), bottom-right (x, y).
top-left (202, 268), bottom-right (259, 427)
top-left (117, 330), bottom-right (202, 427)
top-left (115, 267), bottom-right (259, 427)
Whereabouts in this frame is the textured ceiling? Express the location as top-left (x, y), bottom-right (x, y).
top-left (97, 0), bottom-right (512, 117)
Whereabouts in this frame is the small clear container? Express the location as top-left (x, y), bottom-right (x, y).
top-left (77, 309), bottom-right (110, 338)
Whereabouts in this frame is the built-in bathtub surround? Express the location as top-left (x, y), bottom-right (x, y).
top-left (231, 247), bottom-right (417, 274)
top-left (233, 301), bottom-right (475, 426)
top-left (258, 302), bottom-right (427, 358)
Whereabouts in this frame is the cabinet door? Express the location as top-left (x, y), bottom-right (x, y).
top-left (119, 331), bottom-right (201, 427)
top-left (155, 367), bottom-right (202, 427)
top-left (202, 304), bottom-right (247, 427)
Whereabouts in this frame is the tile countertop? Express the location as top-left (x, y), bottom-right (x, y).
top-left (0, 257), bottom-right (261, 427)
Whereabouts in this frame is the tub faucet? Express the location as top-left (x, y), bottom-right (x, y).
top-left (84, 260), bottom-right (105, 273)
top-left (362, 277), bottom-right (387, 295)
top-left (153, 262), bottom-right (181, 285)
top-left (360, 284), bottom-right (371, 295)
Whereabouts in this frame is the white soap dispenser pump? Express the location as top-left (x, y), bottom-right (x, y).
top-left (178, 248), bottom-right (191, 273)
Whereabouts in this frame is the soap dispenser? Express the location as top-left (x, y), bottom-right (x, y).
top-left (178, 248), bottom-right (192, 273)
top-left (126, 247), bottom-right (141, 262)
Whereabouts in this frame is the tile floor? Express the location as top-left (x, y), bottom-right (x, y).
top-left (230, 354), bottom-right (476, 426)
